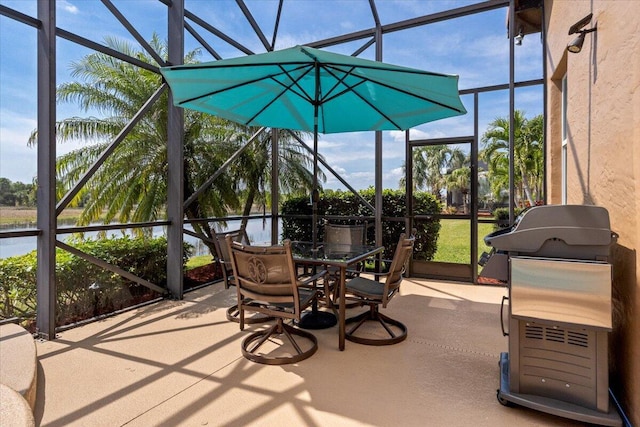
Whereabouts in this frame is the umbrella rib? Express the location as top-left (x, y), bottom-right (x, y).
top-left (318, 64), bottom-right (357, 104)
top-left (324, 63), bottom-right (466, 114)
top-left (275, 63), bottom-right (315, 103)
top-left (175, 63), bottom-right (312, 106)
top-left (305, 57), bottom-right (450, 78)
top-left (320, 65), bottom-right (403, 129)
top-left (244, 64), bottom-right (315, 125)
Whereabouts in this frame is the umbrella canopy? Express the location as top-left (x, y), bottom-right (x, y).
top-left (160, 45), bottom-right (466, 134)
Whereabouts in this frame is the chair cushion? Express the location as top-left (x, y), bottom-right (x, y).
top-left (345, 276), bottom-right (384, 299)
top-left (258, 287), bottom-right (316, 311)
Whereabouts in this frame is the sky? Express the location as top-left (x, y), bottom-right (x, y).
top-left (0, 0), bottom-right (543, 191)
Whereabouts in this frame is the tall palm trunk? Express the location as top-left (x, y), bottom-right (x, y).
top-left (518, 163), bottom-right (535, 206)
top-left (240, 186), bottom-right (257, 231)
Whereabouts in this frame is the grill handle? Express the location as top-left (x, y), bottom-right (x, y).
top-left (500, 295), bottom-right (509, 336)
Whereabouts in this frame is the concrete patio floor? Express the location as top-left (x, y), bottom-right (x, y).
top-left (34, 278), bottom-right (586, 427)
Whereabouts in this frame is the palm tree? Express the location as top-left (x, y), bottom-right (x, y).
top-left (28, 35), bottom-right (318, 253)
top-left (445, 165), bottom-right (471, 213)
top-left (480, 111), bottom-right (544, 207)
top-left (401, 145), bottom-right (467, 206)
top-left (232, 129), bottom-right (320, 231)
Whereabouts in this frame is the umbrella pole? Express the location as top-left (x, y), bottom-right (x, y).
top-left (297, 62), bottom-right (337, 330)
top-left (300, 123), bottom-right (337, 330)
top-left (312, 126), bottom-right (318, 248)
top-left (312, 61), bottom-right (320, 248)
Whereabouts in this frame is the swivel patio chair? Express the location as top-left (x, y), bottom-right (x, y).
top-left (227, 237), bottom-right (325, 365)
top-left (323, 222), bottom-right (367, 251)
top-left (344, 230), bottom-right (416, 346)
top-left (323, 221), bottom-right (368, 306)
top-left (213, 228), bottom-right (270, 324)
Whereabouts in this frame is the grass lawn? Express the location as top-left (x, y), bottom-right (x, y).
top-left (0, 207), bottom-right (85, 225)
top-left (432, 219), bottom-right (494, 264)
top-left (186, 254), bottom-right (213, 270)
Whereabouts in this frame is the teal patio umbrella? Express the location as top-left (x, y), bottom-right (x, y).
top-left (160, 45), bottom-right (466, 134)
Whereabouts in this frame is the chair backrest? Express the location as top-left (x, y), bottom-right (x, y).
top-left (382, 231), bottom-right (416, 307)
top-left (226, 238), bottom-right (304, 317)
top-left (323, 222), bottom-right (366, 252)
top-left (213, 228), bottom-right (249, 287)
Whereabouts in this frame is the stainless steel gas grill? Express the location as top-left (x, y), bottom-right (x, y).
top-left (482, 205), bottom-right (621, 426)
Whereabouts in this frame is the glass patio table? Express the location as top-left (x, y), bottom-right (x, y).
top-left (290, 241), bottom-right (384, 351)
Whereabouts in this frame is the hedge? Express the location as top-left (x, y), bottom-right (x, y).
top-left (492, 207), bottom-right (524, 229)
top-left (281, 188), bottom-right (441, 261)
top-left (0, 236), bottom-right (191, 328)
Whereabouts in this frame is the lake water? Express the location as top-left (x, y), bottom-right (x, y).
top-left (0, 218), bottom-right (277, 259)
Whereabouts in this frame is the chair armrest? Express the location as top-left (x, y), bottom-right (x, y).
top-left (364, 271), bottom-right (390, 279)
top-left (298, 269), bottom-right (327, 287)
top-left (360, 258), bottom-right (394, 278)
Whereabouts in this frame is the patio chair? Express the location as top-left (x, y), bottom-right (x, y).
top-left (227, 237), bottom-right (326, 365)
top-left (212, 228), bottom-right (271, 324)
top-left (323, 221), bottom-right (368, 305)
top-left (343, 230), bottom-right (416, 346)
top-left (323, 221), bottom-right (367, 249)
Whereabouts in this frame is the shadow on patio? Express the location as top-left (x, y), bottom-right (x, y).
top-left (34, 279), bottom-right (584, 426)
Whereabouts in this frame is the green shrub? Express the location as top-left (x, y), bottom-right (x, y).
top-left (0, 236), bottom-right (192, 328)
top-left (281, 188), bottom-right (441, 261)
top-left (493, 207), bottom-right (524, 229)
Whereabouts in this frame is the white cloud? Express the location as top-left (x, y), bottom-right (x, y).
top-left (385, 167), bottom-right (406, 189)
top-left (0, 112), bottom-right (38, 182)
top-left (60, 1), bottom-right (79, 15)
top-left (317, 138), bottom-right (346, 150)
top-left (330, 165), bottom-right (347, 175)
top-left (388, 128), bottom-right (445, 143)
top-left (0, 110), bottom-right (36, 149)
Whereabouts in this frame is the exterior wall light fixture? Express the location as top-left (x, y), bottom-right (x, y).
top-left (567, 13), bottom-right (597, 53)
top-left (515, 27), bottom-right (524, 46)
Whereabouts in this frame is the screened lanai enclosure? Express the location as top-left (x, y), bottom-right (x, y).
top-left (0, 0), bottom-right (544, 339)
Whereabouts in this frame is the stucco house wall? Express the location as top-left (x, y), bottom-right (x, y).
top-left (544, 1), bottom-right (639, 424)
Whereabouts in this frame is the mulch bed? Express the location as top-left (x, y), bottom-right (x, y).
top-left (184, 262), bottom-right (224, 289)
top-left (476, 276), bottom-right (507, 286)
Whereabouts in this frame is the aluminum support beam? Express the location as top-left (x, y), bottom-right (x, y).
top-left (271, 129), bottom-right (279, 244)
top-left (36, 0), bottom-right (57, 340)
top-left (271, 0), bottom-right (284, 49)
top-left (509, 0), bottom-right (516, 224)
top-left (237, 0), bottom-right (272, 51)
top-left (374, 21), bottom-right (383, 248)
top-left (56, 28), bottom-right (158, 73)
top-left (184, 10), bottom-right (253, 56)
top-left (308, 1), bottom-right (508, 49)
top-left (0, 4), bottom-right (40, 27)
top-left (185, 21), bottom-right (221, 60)
top-left (471, 93), bottom-right (480, 283)
top-left (405, 129), bottom-right (413, 235)
top-left (166, 0), bottom-right (184, 298)
top-left (101, 0), bottom-right (166, 66)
